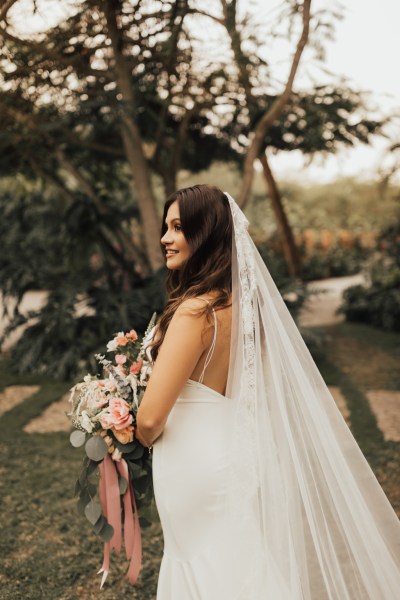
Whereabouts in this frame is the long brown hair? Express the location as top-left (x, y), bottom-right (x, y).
top-left (150, 184), bottom-right (233, 361)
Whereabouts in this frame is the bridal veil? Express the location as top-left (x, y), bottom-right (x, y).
top-left (223, 192), bottom-right (400, 599)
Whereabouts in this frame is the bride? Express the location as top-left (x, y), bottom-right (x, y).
top-left (135, 184), bottom-right (400, 599)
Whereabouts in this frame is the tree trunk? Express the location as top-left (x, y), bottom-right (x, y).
top-left (237, 0), bottom-right (312, 209)
top-left (259, 153), bottom-right (302, 278)
top-left (104, 0), bottom-right (164, 272)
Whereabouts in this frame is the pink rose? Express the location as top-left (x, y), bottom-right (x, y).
top-left (115, 354), bottom-right (127, 365)
top-left (116, 333), bottom-right (128, 346)
top-left (126, 329), bottom-right (138, 341)
top-left (130, 358), bottom-right (143, 375)
top-left (112, 424), bottom-right (134, 444)
top-left (108, 397), bottom-right (133, 430)
top-left (100, 412), bottom-right (115, 430)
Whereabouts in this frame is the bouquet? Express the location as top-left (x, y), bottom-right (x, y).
top-left (68, 312), bottom-right (157, 588)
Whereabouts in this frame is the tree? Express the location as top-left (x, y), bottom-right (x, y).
top-left (215, 0), bottom-right (385, 276)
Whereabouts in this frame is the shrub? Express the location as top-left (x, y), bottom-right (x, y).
top-left (339, 219), bottom-right (400, 332)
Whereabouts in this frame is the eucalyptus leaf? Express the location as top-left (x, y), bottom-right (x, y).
top-left (79, 468), bottom-right (89, 487)
top-left (84, 499), bottom-right (102, 525)
top-left (70, 430), bottom-right (86, 448)
top-left (93, 515), bottom-right (106, 534)
top-left (118, 441), bottom-right (137, 454)
top-left (85, 435), bottom-right (108, 462)
top-left (133, 475), bottom-right (150, 494)
top-left (128, 463), bottom-right (143, 477)
top-left (99, 522), bottom-right (114, 543)
top-left (125, 444), bottom-right (144, 460)
top-left (79, 488), bottom-right (91, 506)
top-left (74, 480), bottom-right (81, 497)
top-left (139, 516), bottom-right (152, 528)
top-left (118, 475), bottom-right (128, 495)
top-left (87, 459), bottom-right (98, 476)
top-left (77, 495), bottom-right (89, 516)
top-left (87, 482), bottom-right (97, 497)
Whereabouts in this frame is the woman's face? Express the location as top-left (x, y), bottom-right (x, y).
top-left (160, 200), bottom-right (191, 270)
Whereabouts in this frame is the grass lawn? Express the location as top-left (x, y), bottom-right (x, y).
top-left (0, 321), bottom-right (399, 599)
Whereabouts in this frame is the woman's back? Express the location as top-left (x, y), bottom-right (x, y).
top-left (188, 294), bottom-right (232, 397)
top-left (152, 294), bottom-right (238, 600)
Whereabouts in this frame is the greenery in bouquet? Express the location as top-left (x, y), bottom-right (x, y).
top-left (67, 312), bottom-right (158, 583)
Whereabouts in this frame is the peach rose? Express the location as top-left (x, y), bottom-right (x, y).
top-left (115, 333), bottom-right (128, 346)
top-left (108, 397), bottom-right (133, 430)
top-left (130, 358), bottom-right (143, 375)
top-left (115, 354), bottom-right (127, 365)
top-left (112, 424), bottom-right (134, 444)
top-left (126, 329), bottom-right (138, 341)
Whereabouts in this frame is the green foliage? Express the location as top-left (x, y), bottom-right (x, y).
top-left (339, 220), bottom-right (400, 331)
top-left (256, 241), bottom-right (307, 320)
top-left (301, 242), bottom-right (371, 281)
top-left (0, 177), bottom-right (166, 380)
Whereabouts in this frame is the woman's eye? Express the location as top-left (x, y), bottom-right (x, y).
top-left (174, 225), bottom-right (182, 231)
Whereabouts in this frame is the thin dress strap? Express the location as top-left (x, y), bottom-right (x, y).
top-left (194, 297), bottom-right (217, 384)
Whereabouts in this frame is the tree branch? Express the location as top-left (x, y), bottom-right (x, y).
top-left (238, 0), bottom-right (312, 208)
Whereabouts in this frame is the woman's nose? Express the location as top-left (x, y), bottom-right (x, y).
top-left (161, 231), bottom-right (170, 244)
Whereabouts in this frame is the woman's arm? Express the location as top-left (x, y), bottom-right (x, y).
top-left (135, 298), bottom-right (208, 447)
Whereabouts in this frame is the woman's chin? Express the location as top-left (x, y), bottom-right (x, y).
top-left (166, 255), bottom-right (186, 270)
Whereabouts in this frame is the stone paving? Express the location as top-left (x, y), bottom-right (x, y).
top-left (1, 383), bottom-right (397, 445)
top-left (0, 385), bottom-right (40, 417)
top-left (366, 390), bottom-right (400, 442)
top-left (23, 391), bottom-right (71, 433)
top-left (329, 386), bottom-right (351, 428)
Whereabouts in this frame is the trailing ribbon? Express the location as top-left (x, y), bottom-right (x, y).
top-left (97, 453), bottom-right (142, 588)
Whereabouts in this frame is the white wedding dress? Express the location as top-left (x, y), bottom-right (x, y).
top-left (150, 303), bottom-right (239, 599)
top-left (148, 304), bottom-right (292, 600)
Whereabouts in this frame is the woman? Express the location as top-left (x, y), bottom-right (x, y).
top-left (136, 184), bottom-right (400, 599)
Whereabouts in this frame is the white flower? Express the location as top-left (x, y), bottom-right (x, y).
top-left (106, 339), bottom-right (118, 352)
top-left (80, 410), bottom-right (94, 433)
top-left (83, 373), bottom-right (92, 383)
top-left (112, 448), bottom-right (123, 462)
top-left (104, 377), bottom-right (117, 393)
top-left (139, 362), bottom-right (153, 384)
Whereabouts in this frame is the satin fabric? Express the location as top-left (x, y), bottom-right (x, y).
top-left (152, 379), bottom-right (291, 600)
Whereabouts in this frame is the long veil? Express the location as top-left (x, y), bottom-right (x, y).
top-left (224, 192), bottom-right (400, 599)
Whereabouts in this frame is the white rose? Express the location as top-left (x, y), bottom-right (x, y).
top-left (106, 339), bottom-right (118, 352)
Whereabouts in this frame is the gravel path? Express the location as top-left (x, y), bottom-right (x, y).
top-left (299, 273), bottom-right (365, 327)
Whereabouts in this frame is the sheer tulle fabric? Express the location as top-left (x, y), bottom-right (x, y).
top-left (224, 192), bottom-right (400, 599)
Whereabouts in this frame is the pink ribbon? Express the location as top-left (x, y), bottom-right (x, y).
top-left (97, 453), bottom-right (142, 588)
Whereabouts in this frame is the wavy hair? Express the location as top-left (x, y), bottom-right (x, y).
top-left (150, 184), bottom-right (233, 362)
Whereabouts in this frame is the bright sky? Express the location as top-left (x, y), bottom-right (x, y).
top-left (8, 0), bottom-right (400, 183)
top-left (263, 0), bottom-right (400, 182)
